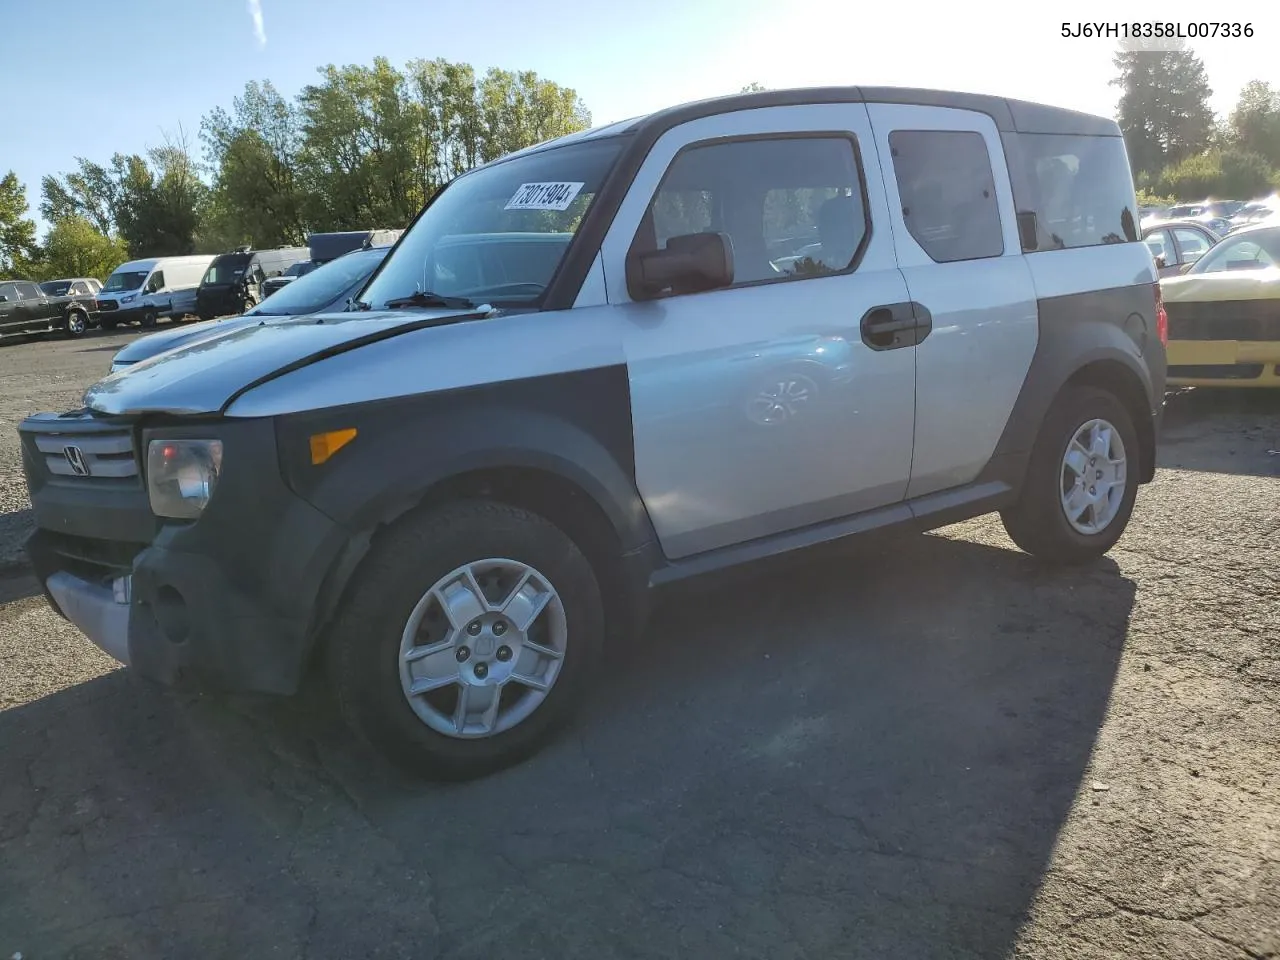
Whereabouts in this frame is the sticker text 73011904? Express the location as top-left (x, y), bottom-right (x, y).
top-left (504, 182), bottom-right (586, 212)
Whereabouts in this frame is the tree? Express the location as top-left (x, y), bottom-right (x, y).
top-left (1227, 81), bottom-right (1280, 167)
top-left (39, 216), bottom-right (129, 281)
top-left (0, 171), bottom-right (39, 279)
top-left (39, 159), bottom-right (118, 235)
top-left (41, 141), bottom-right (206, 258)
top-left (295, 58), bottom-right (591, 232)
top-left (476, 67), bottom-right (591, 163)
top-left (101, 134), bottom-right (207, 258)
top-left (741, 82), bottom-right (767, 93)
top-left (297, 57), bottom-right (421, 230)
top-left (200, 80), bottom-right (306, 247)
top-left (1112, 40), bottom-right (1215, 179)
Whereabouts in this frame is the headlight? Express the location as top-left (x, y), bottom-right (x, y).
top-left (146, 439), bottom-right (223, 519)
top-left (122, 294), bottom-right (136, 303)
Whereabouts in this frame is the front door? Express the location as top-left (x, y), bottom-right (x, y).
top-left (600, 103), bottom-right (918, 560)
top-left (0, 284), bottom-right (19, 333)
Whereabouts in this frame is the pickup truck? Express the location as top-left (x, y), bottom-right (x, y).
top-left (0, 279), bottom-right (97, 339)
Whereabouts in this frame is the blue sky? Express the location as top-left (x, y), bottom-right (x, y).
top-left (5, 0), bottom-right (1279, 236)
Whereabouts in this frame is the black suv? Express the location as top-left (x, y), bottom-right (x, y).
top-left (0, 279), bottom-right (96, 339)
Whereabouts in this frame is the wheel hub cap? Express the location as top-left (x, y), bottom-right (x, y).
top-left (1059, 417), bottom-right (1127, 535)
top-left (397, 559), bottom-right (567, 739)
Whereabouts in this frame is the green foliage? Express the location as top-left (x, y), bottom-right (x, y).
top-left (1155, 148), bottom-right (1276, 201)
top-left (1112, 42), bottom-right (1215, 180)
top-left (0, 171), bottom-right (40, 279)
top-left (1226, 81), bottom-right (1280, 166)
top-left (200, 80), bottom-right (306, 249)
top-left (38, 216), bottom-right (129, 281)
top-left (1135, 187), bottom-right (1176, 207)
top-left (41, 141), bottom-right (207, 259)
top-left (1113, 58), bottom-right (1280, 201)
top-left (292, 58), bottom-right (590, 231)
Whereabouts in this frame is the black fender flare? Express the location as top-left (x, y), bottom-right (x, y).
top-left (274, 401), bottom-right (660, 641)
top-left (984, 312), bottom-right (1162, 488)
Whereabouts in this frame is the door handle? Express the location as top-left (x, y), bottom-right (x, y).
top-left (860, 301), bottom-right (932, 351)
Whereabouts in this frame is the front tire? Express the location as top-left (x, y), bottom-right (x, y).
top-left (1000, 385), bottom-right (1140, 565)
top-left (327, 500), bottom-right (605, 781)
top-left (141, 310), bottom-right (158, 329)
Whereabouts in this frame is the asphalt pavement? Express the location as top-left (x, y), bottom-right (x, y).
top-left (0, 329), bottom-right (1277, 959)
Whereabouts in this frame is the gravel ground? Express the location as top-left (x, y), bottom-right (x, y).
top-left (0, 331), bottom-right (1278, 959)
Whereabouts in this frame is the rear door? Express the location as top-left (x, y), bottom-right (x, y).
top-left (864, 103), bottom-right (1039, 500)
top-left (599, 103), bottom-right (919, 559)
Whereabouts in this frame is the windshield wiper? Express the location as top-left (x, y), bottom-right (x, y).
top-left (382, 290), bottom-right (475, 310)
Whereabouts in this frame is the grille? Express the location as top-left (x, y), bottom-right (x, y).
top-left (43, 531), bottom-right (145, 579)
top-left (97, 300), bottom-right (119, 312)
top-left (32, 430), bottom-right (138, 478)
top-left (1165, 299), bottom-right (1280, 341)
top-left (1167, 364), bottom-right (1265, 380)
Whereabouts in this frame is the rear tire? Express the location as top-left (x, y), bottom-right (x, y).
top-left (327, 500), bottom-right (605, 781)
top-left (64, 310), bottom-right (88, 339)
top-left (1000, 385), bottom-right (1140, 565)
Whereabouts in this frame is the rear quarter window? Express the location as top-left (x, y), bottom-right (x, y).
top-left (888, 130), bottom-right (1004, 263)
top-left (1006, 133), bottom-right (1138, 251)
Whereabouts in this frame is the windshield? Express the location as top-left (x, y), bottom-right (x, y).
top-left (103, 270), bottom-right (149, 293)
top-left (1188, 227), bottom-right (1280, 274)
top-left (359, 136), bottom-right (623, 309)
top-left (248, 247), bottom-right (388, 316)
top-left (40, 281), bottom-right (72, 296)
top-left (284, 261), bottom-right (316, 278)
top-left (202, 255), bottom-right (251, 285)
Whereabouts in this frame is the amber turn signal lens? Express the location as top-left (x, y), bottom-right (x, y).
top-left (309, 428), bottom-right (358, 465)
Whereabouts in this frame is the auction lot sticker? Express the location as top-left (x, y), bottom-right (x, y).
top-left (505, 182), bottom-right (585, 211)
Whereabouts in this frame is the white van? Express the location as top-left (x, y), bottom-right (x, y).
top-left (96, 255), bottom-right (217, 329)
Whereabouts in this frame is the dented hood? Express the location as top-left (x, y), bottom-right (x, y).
top-left (84, 307), bottom-right (489, 416)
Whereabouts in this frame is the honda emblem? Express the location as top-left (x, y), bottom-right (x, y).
top-left (63, 445), bottom-right (90, 477)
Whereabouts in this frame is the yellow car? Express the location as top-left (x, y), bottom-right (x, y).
top-left (1161, 223), bottom-right (1280, 387)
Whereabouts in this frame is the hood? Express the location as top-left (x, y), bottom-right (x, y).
top-left (112, 315), bottom-right (260, 366)
top-left (86, 306), bottom-right (491, 417)
top-left (1160, 268), bottom-right (1280, 303)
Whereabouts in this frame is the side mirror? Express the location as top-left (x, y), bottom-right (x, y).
top-left (1178, 262), bottom-right (1194, 275)
top-left (626, 231), bottom-right (735, 301)
top-left (1154, 255), bottom-right (1166, 270)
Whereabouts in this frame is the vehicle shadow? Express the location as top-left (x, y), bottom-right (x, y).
top-left (0, 532), bottom-right (1134, 959)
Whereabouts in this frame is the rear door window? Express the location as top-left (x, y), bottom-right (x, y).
top-left (1144, 228), bottom-right (1173, 263)
top-left (887, 130), bottom-right (1004, 263)
top-left (1172, 227), bottom-right (1212, 265)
